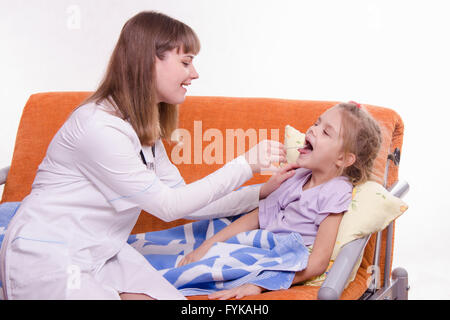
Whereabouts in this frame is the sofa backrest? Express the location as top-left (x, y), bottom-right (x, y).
top-left (1, 92), bottom-right (404, 287)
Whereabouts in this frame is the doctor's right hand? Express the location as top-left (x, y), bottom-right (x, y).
top-left (244, 140), bottom-right (287, 174)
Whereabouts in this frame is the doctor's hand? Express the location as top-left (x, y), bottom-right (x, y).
top-left (244, 140), bottom-right (287, 174)
top-left (259, 162), bottom-right (301, 199)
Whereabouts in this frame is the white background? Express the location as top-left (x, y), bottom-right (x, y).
top-left (1, 0), bottom-right (449, 299)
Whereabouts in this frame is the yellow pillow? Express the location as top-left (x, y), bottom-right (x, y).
top-left (331, 180), bottom-right (408, 260)
top-left (284, 125), bottom-right (305, 163)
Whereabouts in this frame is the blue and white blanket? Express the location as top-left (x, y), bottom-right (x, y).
top-left (0, 202), bottom-right (309, 298)
top-left (128, 216), bottom-right (310, 296)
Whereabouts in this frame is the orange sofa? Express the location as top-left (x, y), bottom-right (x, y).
top-left (1, 92), bottom-right (405, 300)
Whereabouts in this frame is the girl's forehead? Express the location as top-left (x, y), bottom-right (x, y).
top-left (321, 107), bottom-right (342, 123)
top-left (319, 107), bottom-right (343, 135)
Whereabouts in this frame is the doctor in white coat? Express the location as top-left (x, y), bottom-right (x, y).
top-left (0, 11), bottom-right (289, 300)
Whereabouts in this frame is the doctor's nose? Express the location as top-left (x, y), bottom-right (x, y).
top-left (190, 65), bottom-right (199, 80)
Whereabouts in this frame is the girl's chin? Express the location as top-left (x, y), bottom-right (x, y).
top-left (295, 159), bottom-right (309, 168)
top-left (296, 154), bottom-right (309, 162)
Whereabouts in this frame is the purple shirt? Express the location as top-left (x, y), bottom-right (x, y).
top-left (258, 168), bottom-right (352, 246)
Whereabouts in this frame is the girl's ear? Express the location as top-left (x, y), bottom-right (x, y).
top-left (336, 151), bottom-right (356, 169)
top-left (344, 152), bottom-right (356, 168)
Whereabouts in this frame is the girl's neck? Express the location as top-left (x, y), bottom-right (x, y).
top-left (303, 168), bottom-right (340, 191)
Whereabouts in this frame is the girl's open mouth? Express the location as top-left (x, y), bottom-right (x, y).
top-left (298, 139), bottom-right (313, 155)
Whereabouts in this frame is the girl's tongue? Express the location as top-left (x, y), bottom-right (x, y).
top-left (298, 140), bottom-right (313, 155)
top-left (298, 147), bottom-right (312, 155)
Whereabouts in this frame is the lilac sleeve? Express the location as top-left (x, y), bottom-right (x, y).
top-left (314, 178), bottom-right (353, 226)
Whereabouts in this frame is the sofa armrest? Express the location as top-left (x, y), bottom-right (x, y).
top-left (317, 235), bottom-right (370, 300)
top-left (0, 166), bottom-right (10, 185)
top-left (387, 179), bottom-right (409, 199)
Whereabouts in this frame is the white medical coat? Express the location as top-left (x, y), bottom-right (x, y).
top-left (0, 101), bottom-right (261, 299)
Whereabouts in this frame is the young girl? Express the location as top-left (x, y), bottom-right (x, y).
top-left (178, 101), bottom-right (382, 299)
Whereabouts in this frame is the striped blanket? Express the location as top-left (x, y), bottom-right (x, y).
top-left (128, 216), bottom-right (310, 296)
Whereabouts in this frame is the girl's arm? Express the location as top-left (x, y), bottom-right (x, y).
top-left (178, 208), bottom-right (260, 266)
top-left (292, 212), bottom-right (344, 284)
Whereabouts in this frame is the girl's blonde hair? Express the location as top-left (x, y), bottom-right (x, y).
top-left (337, 102), bottom-right (382, 185)
top-left (82, 11), bottom-right (200, 146)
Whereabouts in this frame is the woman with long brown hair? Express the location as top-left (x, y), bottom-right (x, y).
top-left (0, 11), bottom-right (286, 299)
